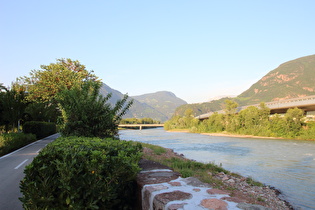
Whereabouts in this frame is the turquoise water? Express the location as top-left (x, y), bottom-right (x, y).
top-left (119, 128), bottom-right (315, 209)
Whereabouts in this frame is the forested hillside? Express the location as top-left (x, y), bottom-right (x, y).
top-left (99, 84), bottom-right (186, 122)
top-left (132, 91), bottom-right (187, 119)
top-left (238, 54), bottom-right (315, 104)
top-left (175, 54), bottom-right (315, 116)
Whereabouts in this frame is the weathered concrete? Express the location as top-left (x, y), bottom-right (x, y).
top-left (136, 159), bottom-right (271, 210)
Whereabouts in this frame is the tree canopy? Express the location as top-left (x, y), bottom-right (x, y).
top-left (19, 58), bottom-right (100, 102)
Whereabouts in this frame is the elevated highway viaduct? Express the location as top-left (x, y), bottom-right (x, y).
top-left (196, 95), bottom-right (315, 120)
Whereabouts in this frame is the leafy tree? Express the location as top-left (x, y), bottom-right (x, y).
top-left (284, 107), bottom-right (305, 137)
top-left (238, 106), bottom-right (261, 134)
top-left (223, 99), bottom-right (238, 115)
top-left (24, 102), bottom-right (59, 122)
top-left (202, 112), bottom-right (225, 132)
top-left (0, 88), bottom-right (27, 132)
top-left (270, 114), bottom-right (286, 137)
top-left (19, 58), bottom-right (100, 103)
top-left (57, 81), bottom-right (133, 138)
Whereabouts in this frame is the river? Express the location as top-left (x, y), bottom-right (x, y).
top-left (119, 128), bottom-right (315, 209)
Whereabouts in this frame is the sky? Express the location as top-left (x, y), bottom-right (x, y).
top-left (1, 0), bottom-right (315, 103)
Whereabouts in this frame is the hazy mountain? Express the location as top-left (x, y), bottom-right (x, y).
top-left (99, 84), bottom-right (187, 122)
top-left (174, 54), bottom-right (315, 116)
top-left (132, 91), bottom-right (187, 119)
top-left (238, 54), bottom-right (315, 104)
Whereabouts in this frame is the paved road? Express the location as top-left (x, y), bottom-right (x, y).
top-left (0, 133), bottom-right (60, 210)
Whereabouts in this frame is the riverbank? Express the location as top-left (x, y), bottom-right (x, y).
top-left (201, 132), bottom-right (285, 140)
top-left (168, 129), bottom-right (315, 141)
top-left (167, 129), bottom-right (286, 140)
top-left (141, 143), bottom-right (292, 209)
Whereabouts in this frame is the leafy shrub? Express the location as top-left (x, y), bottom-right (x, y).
top-left (0, 133), bottom-right (36, 156)
top-left (20, 136), bottom-right (142, 210)
top-left (57, 81), bottom-right (132, 138)
top-left (23, 121), bottom-right (56, 139)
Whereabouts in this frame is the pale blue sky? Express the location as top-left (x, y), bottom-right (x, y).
top-left (1, 0), bottom-right (315, 103)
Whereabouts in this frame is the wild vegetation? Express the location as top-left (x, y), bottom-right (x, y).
top-left (3, 58), bottom-right (142, 209)
top-left (20, 136), bottom-right (142, 210)
top-left (120, 117), bottom-right (160, 124)
top-left (165, 99), bottom-right (315, 140)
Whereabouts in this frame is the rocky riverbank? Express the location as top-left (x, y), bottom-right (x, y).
top-left (142, 146), bottom-right (293, 209)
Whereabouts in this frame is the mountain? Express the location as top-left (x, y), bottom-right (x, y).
top-left (99, 84), bottom-right (187, 122)
top-left (238, 54), bottom-right (315, 104)
top-left (132, 91), bottom-right (187, 119)
top-left (174, 54), bottom-right (315, 116)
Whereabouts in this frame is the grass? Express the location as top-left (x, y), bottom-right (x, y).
top-left (140, 142), bottom-right (167, 155)
top-left (139, 142), bottom-right (231, 187)
top-left (138, 142), bottom-right (267, 191)
top-left (246, 176), bottom-right (264, 187)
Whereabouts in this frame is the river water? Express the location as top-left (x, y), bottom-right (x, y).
top-left (119, 128), bottom-right (315, 209)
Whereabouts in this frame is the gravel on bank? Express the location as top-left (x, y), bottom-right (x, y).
top-left (142, 146), bottom-right (293, 209)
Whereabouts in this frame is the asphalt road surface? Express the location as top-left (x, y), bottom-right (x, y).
top-left (0, 133), bottom-right (60, 210)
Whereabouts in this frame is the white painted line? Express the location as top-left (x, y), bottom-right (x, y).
top-left (36, 149), bottom-right (41, 153)
top-left (0, 133), bottom-right (60, 160)
top-left (0, 140), bottom-right (42, 160)
top-left (14, 159), bottom-right (29, 169)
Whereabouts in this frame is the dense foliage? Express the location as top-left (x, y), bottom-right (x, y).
top-left (19, 58), bottom-right (100, 103)
top-left (0, 133), bottom-right (36, 156)
top-left (1, 58), bottom-right (132, 139)
top-left (57, 81), bottom-right (132, 138)
top-left (0, 85), bottom-right (28, 132)
top-left (120, 117), bottom-right (160, 124)
top-left (20, 136), bottom-right (143, 210)
top-left (165, 100), bottom-right (315, 140)
top-left (23, 121), bottom-right (56, 139)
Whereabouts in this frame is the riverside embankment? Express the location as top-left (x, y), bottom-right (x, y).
top-left (120, 128), bottom-right (315, 209)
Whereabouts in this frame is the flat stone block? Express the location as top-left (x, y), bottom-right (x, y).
top-left (200, 198), bottom-right (228, 210)
top-left (207, 188), bottom-right (230, 195)
top-left (169, 181), bottom-right (182, 186)
top-left (142, 184), bottom-right (169, 210)
top-left (153, 190), bottom-right (192, 210)
top-left (167, 203), bottom-right (188, 210)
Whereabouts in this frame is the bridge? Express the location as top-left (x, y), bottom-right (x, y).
top-left (196, 95), bottom-right (315, 120)
top-left (118, 124), bottom-right (164, 130)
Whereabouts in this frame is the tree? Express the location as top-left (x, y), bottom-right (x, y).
top-left (284, 107), bottom-right (304, 137)
top-left (223, 99), bottom-right (238, 115)
top-left (0, 88), bottom-right (27, 132)
top-left (24, 102), bottom-right (59, 122)
top-left (222, 99), bottom-right (238, 131)
top-left (238, 106), bottom-right (261, 134)
top-left (57, 81), bottom-right (133, 138)
top-left (19, 58), bottom-right (100, 103)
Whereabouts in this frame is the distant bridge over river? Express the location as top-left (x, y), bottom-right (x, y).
top-left (118, 124), bottom-right (164, 130)
top-left (196, 95), bottom-right (315, 120)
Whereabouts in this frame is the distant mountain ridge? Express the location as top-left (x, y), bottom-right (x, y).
top-left (132, 91), bottom-right (187, 119)
top-left (174, 54), bottom-right (315, 116)
top-left (99, 84), bottom-right (187, 122)
top-left (238, 54), bottom-right (315, 104)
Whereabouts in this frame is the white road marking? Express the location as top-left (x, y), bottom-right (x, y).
top-left (0, 140), bottom-right (42, 160)
top-left (14, 159), bottom-right (29, 169)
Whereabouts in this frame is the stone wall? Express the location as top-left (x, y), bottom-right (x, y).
top-left (136, 159), bottom-right (270, 210)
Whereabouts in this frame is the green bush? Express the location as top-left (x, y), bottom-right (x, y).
top-left (23, 121), bottom-right (56, 139)
top-left (0, 133), bottom-right (36, 156)
top-left (20, 136), bottom-right (143, 210)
